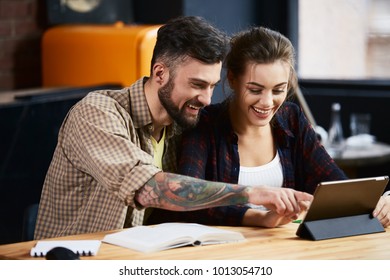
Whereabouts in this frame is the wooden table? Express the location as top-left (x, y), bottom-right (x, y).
top-left (0, 222), bottom-right (389, 260)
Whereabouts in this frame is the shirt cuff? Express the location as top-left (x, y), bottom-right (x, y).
top-left (383, 191), bottom-right (390, 197)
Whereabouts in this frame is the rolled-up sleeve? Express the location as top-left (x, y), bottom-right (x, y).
top-left (64, 95), bottom-right (161, 208)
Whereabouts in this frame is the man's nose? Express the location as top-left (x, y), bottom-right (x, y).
top-left (198, 88), bottom-right (213, 106)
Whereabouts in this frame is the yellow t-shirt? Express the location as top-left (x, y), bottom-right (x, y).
top-left (150, 127), bottom-right (166, 169)
top-left (144, 128), bottom-right (166, 223)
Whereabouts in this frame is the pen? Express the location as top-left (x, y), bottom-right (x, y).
top-left (292, 219), bottom-right (302, 224)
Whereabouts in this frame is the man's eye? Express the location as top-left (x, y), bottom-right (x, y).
top-left (192, 83), bottom-right (205, 89)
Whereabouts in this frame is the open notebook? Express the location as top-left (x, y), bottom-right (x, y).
top-left (102, 223), bottom-right (245, 253)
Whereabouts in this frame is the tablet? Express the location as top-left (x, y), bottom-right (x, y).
top-left (302, 176), bottom-right (389, 222)
top-left (296, 176), bottom-right (389, 240)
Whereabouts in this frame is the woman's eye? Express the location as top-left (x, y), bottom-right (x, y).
top-left (273, 88), bottom-right (285, 94)
top-left (248, 88), bottom-right (261, 94)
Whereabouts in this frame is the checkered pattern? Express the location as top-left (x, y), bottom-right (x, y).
top-left (34, 77), bottom-right (178, 239)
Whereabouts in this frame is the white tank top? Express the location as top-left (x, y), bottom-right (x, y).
top-left (238, 152), bottom-right (284, 210)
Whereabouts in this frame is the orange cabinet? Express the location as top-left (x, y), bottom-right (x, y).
top-left (42, 23), bottom-right (160, 87)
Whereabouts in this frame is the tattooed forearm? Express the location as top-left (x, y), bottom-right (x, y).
top-left (136, 172), bottom-right (250, 211)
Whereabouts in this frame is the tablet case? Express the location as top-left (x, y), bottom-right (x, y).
top-left (296, 214), bottom-right (384, 241)
top-left (296, 176), bottom-right (388, 241)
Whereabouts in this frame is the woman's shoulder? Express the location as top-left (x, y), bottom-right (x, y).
top-left (280, 101), bottom-right (300, 112)
top-left (274, 101), bottom-right (310, 133)
top-left (276, 101), bottom-right (302, 120)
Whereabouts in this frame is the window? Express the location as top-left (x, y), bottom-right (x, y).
top-left (298, 0), bottom-right (390, 79)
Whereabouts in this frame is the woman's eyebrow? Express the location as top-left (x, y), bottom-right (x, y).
top-left (246, 81), bottom-right (287, 87)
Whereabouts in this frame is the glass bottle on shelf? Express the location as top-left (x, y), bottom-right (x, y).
top-left (326, 102), bottom-right (345, 158)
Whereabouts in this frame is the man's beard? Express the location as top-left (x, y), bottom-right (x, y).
top-left (158, 77), bottom-right (201, 130)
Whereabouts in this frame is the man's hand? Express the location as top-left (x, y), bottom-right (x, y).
top-left (248, 186), bottom-right (313, 217)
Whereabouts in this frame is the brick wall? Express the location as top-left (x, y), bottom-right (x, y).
top-left (0, 0), bottom-right (47, 92)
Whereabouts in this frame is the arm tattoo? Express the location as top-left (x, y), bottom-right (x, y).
top-left (136, 172), bottom-right (250, 211)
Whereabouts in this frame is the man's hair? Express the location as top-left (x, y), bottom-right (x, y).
top-left (150, 16), bottom-right (229, 74)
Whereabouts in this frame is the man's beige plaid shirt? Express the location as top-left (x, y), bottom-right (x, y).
top-left (34, 77), bottom-right (179, 239)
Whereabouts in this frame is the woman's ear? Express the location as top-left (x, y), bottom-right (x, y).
top-left (227, 70), bottom-right (235, 89)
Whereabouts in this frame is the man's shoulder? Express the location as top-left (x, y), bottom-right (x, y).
top-left (81, 76), bottom-right (146, 106)
top-left (78, 87), bottom-right (130, 109)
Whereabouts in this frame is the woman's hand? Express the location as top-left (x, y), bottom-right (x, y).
top-left (242, 200), bottom-right (311, 228)
top-left (373, 195), bottom-right (390, 227)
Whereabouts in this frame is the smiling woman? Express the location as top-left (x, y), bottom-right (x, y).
top-left (229, 62), bottom-right (289, 130)
top-left (147, 26), bottom-right (351, 229)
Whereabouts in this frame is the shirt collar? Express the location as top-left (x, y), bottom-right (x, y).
top-left (128, 77), bottom-right (179, 139)
top-left (273, 104), bottom-right (296, 147)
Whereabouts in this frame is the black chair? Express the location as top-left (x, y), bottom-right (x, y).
top-left (21, 203), bottom-right (39, 241)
